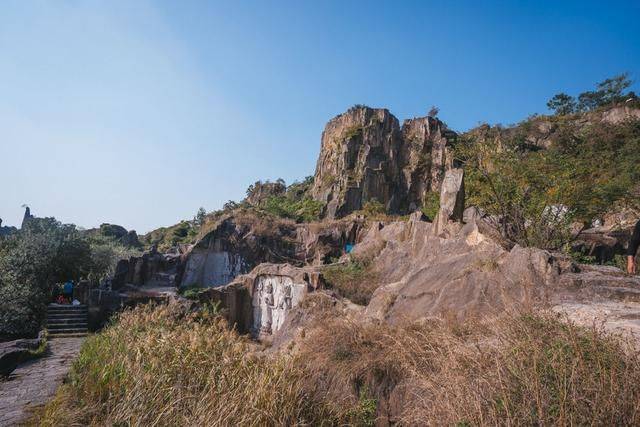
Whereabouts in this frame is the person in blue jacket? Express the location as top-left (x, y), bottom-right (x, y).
top-left (63, 280), bottom-right (74, 303)
top-left (627, 220), bottom-right (640, 274)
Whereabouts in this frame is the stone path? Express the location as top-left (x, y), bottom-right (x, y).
top-left (0, 337), bottom-right (84, 426)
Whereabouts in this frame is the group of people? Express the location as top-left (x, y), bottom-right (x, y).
top-left (54, 280), bottom-right (75, 304)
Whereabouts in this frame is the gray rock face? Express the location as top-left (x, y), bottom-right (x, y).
top-left (432, 168), bottom-right (465, 236)
top-left (111, 248), bottom-right (183, 290)
top-left (245, 180), bottom-right (287, 206)
top-left (180, 214), bottom-right (366, 289)
top-left (20, 207), bottom-right (33, 229)
top-left (311, 106), bottom-right (457, 219)
top-left (311, 107), bottom-right (404, 219)
top-left (198, 263), bottom-right (324, 338)
top-left (0, 332), bottom-right (45, 376)
top-left (401, 116), bottom-right (457, 210)
top-left (98, 223), bottom-right (141, 248)
top-left (182, 245), bottom-right (246, 288)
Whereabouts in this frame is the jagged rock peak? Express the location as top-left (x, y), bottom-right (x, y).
top-left (311, 106), bottom-right (403, 219)
top-left (311, 105), bottom-right (458, 219)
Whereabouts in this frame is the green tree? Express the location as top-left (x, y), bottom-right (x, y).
top-left (0, 217), bottom-right (94, 338)
top-left (194, 207), bottom-right (207, 227)
top-left (596, 73), bottom-right (633, 105)
top-left (546, 93), bottom-right (576, 115)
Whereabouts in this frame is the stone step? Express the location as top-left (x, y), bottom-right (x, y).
top-left (48, 322), bottom-right (88, 330)
top-left (48, 327), bottom-right (88, 335)
top-left (49, 332), bottom-right (88, 338)
top-left (47, 308), bottom-right (88, 315)
top-left (47, 305), bottom-right (87, 310)
top-left (47, 313), bottom-right (87, 320)
top-left (47, 316), bottom-right (87, 324)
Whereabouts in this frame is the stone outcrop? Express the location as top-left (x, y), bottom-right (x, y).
top-left (198, 263), bottom-right (324, 339)
top-left (111, 247), bottom-right (184, 290)
top-left (311, 107), bottom-right (404, 219)
top-left (180, 214), bottom-right (365, 288)
top-left (20, 206), bottom-right (34, 229)
top-left (464, 103), bottom-right (640, 151)
top-left (96, 223), bottom-right (141, 248)
top-left (400, 116), bottom-right (457, 209)
top-left (245, 180), bottom-right (286, 206)
top-left (311, 106), bottom-right (457, 219)
top-left (432, 168), bottom-right (465, 236)
top-left (0, 331), bottom-right (45, 376)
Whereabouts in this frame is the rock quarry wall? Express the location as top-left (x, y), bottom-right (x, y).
top-left (311, 106), bottom-right (457, 218)
top-left (180, 214), bottom-right (366, 288)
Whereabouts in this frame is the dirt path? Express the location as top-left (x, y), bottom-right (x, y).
top-left (0, 337), bottom-right (84, 426)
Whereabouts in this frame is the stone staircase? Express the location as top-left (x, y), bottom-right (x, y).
top-left (46, 304), bottom-right (88, 337)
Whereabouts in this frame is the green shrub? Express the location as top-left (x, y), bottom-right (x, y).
top-left (361, 199), bottom-right (386, 217)
top-left (457, 118), bottom-right (640, 249)
top-left (0, 216), bottom-right (140, 338)
top-left (323, 259), bottom-right (379, 305)
top-left (421, 192), bottom-right (440, 220)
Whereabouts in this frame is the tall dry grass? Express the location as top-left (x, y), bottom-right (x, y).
top-left (33, 304), bottom-right (339, 426)
top-left (34, 304), bottom-right (640, 426)
top-left (296, 313), bottom-right (640, 425)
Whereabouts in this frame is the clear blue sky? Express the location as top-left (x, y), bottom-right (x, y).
top-left (1, 0), bottom-right (639, 232)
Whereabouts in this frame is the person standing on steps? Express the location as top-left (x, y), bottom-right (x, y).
top-left (627, 220), bottom-right (640, 274)
top-left (63, 280), bottom-right (74, 303)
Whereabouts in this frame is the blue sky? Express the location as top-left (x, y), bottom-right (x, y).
top-left (1, 0), bottom-right (639, 232)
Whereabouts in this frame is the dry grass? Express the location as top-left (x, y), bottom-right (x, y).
top-left (32, 304), bottom-right (339, 426)
top-left (322, 259), bottom-right (380, 305)
top-left (296, 312), bottom-right (640, 425)
top-left (33, 304), bottom-right (640, 426)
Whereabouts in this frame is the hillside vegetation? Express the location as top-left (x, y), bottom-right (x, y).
top-left (457, 75), bottom-right (639, 249)
top-left (34, 304), bottom-right (640, 425)
top-left (0, 216), bottom-right (140, 339)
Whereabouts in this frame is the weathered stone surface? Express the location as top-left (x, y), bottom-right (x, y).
top-left (180, 214), bottom-right (365, 288)
top-left (20, 206), bottom-right (34, 229)
top-left (0, 337), bottom-right (83, 426)
top-left (400, 116), bottom-right (457, 209)
top-left (432, 168), bottom-right (465, 236)
top-left (111, 247), bottom-right (183, 290)
top-left (245, 180), bottom-right (286, 206)
top-left (0, 332), bottom-right (45, 377)
top-left (311, 106), bottom-right (403, 219)
top-left (199, 263), bottom-right (324, 339)
top-left (362, 218), bottom-right (553, 323)
top-left (311, 106), bottom-right (457, 219)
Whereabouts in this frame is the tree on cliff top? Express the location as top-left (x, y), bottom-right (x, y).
top-left (547, 73), bottom-right (635, 115)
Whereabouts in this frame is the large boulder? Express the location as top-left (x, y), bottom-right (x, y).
top-left (432, 168), bottom-right (465, 236)
top-left (98, 223), bottom-right (141, 248)
top-left (0, 332), bottom-right (45, 376)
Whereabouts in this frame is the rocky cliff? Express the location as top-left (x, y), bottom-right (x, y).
top-left (311, 106), bottom-right (457, 218)
top-left (180, 213), bottom-right (364, 288)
